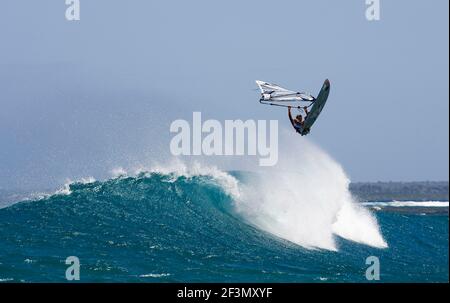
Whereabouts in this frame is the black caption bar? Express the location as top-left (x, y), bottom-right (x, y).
top-left (1, 283), bottom-right (448, 301)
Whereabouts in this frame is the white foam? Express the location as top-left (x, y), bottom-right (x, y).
top-left (139, 273), bottom-right (171, 278)
top-left (148, 159), bottom-right (241, 199)
top-left (53, 177), bottom-right (96, 196)
top-left (28, 176), bottom-right (97, 201)
top-left (111, 167), bottom-right (128, 178)
top-left (78, 177), bottom-right (96, 184)
top-left (233, 133), bottom-right (388, 251)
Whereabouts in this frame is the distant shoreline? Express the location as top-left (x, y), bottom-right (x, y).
top-left (350, 181), bottom-right (449, 202)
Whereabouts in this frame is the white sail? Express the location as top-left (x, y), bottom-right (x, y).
top-left (255, 80), bottom-right (315, 102)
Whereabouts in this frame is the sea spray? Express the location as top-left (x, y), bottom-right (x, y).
top-left (232, 133), bottom-right (387, 250)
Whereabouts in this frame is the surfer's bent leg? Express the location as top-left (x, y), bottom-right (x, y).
top-left (295, 125), bottom-right (303, 134)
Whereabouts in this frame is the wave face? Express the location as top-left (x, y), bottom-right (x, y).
top-left (0, 151), bottom-right (447, 282)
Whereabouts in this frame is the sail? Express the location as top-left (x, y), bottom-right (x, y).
top-left (255, 80), bottom-right (315, 102)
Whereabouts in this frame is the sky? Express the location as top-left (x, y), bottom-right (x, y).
top-left (0, 0), bottom-right (448, 189)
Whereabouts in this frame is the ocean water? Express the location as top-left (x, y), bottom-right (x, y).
top-left (0, 141), bottom-right (447, 282)
top-left (0, 168), bottom-right (447, 282)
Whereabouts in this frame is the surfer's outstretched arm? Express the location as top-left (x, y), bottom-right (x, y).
top-left (288, 106), bottom-right (295, 127)
top-left (303, 106), bottom-right (309, 115)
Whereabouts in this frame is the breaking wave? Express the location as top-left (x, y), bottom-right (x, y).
top-left (2, 141), bottom-right (387, 252)
top-left (0, 139), bottom-right (394, 281)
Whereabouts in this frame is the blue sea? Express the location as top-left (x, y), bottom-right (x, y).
top-left (0, 167), bottom-right (448, 283)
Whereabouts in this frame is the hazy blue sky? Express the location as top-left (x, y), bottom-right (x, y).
top-left (0, 0), bottom-right (448, 189)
